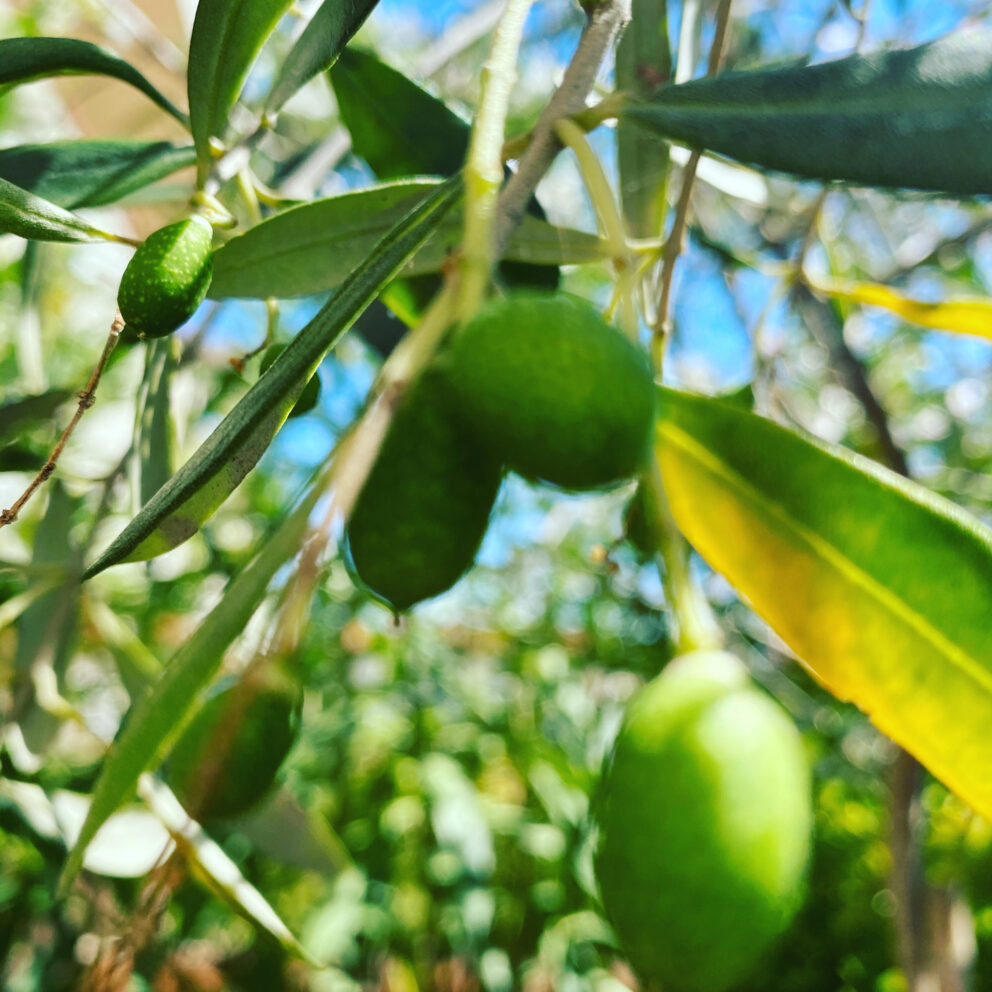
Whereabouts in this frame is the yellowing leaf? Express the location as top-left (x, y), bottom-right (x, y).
top-left (807, 273), bottom-right (992, 340)
top-left (655, 388), bottom-right (992, 819)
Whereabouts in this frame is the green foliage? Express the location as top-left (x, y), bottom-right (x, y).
top-left (595, 651), bottom-right (812, 992)
top-left (346, 367), bottom-right (503, 611)
top-left (117, 215), bottom-right (214, 339)
top-left (446, 293), bottom-right (655, 490)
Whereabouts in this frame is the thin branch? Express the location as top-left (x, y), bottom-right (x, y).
top-left (0, 312), bottom-right (124, 530)
top-left (494, 0), bottom-right (633, 257)
top-left (652, 0), bottom-right (733, 361)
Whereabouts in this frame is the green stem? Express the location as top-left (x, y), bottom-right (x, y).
top-left (457, 0), bottom-right (535, 323)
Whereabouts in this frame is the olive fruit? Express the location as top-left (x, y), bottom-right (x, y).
top-left (346, 366), bottom-right (503, 611)
top-left (595, 651), bottom-right (811, 992)
top-left (259, 344), bottom-right (321, 417)
top-left (445, 292), bottom-right (655, 490)
top-left (623, 481), bottom-right (664, 559)
top-left (165, 676), bottom-right (299, 822)
top-left (118, 215), bottom-right (213, 338)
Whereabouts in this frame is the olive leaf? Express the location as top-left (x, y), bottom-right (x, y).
top-left (0, 141), bottom-right (196, 209)
top-left (265, 0), bottom-right (381, 114)
top-left (622, 28), bottom-right (992, 194)
top-left (83, 176), bottom-right (463, 578)
top-left (209, 180), bottom-right (605, 300)
top-left (655, 387), bottom-right (992, 821)
top-left (187, 0), bottom-right (295, 181)
top-left (0, 37), bottom-right (187, 125)
top-left (0, 176), bottom-right (125, 243)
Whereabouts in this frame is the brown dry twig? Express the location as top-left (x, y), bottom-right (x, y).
top-left (0, 311), bottom-right (125, 530)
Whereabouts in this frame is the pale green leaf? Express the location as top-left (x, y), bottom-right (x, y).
top-left (0, 176), bottom-right (124, 243)
top-left (655, 388), bottom-right (992, 819)
top-left (209, 180), bottom-right (605, 300)
top-left (187, 0), bottom-right (295, 181)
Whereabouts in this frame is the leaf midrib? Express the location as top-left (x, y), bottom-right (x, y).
top-left (660, 421), bottom-right (992, 696)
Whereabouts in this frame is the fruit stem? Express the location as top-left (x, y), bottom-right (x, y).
top-left (644, 458), bottom-right (723, 654)
top-left (554, 117), bottom-right (627, 260)
top-left (457, 0), bottom-right (535, 324)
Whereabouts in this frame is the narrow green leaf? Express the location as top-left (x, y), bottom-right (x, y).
top-left (655, 388), bottom-right (992, 820)
top-left (83, 176), bottom-right (463, 578)
top-left (187, 0), bottom-right (295, 181)
top-left (622, 28), bottom-right (992, 194)
top-left (135, 339), bottom-right (177, 507)
top-left (0, 176), bottom-right (124, 243)
top-left (0, 37), bottom-right (188, 126)
top-left (0, 141), bottom-right (196, 209)
top-left (330, 46), bottom-right (469, 179)
top-left (616, 0), bottom-right (671, 238)
top-left (209, 180), bottom-right (604, 300)
top-left (265, 0), bottom-right (381, 114)
top-left (59, 478), bottom-right (321, 896)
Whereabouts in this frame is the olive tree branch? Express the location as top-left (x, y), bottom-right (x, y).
top-left (0, 312), bottom-right (124, 530)
top-left (458, 0), bottom-right (535, 322)
top-left (494, 0), bottom-right (633, 257)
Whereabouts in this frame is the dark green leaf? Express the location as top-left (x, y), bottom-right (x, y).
top-left (135, 339), bottom-right (177, 507)
top-left (209, 180), bottom-right (604, 300)
top-left (0, 141), bottom-right (196, 209)
top-left (0, 176), bottom-right (123, 243)
top-left (187, 0), bottom-right (295, 182)
top-left (0, 389), bottom-right (71, 446)
top-left (622, 28), bottom-right (992, 194)
top-left (0, 37), bottom-right (187, 125)
top-left (82, 176), bottom-right (463, 577)
top-left (330, 46), bottom-right (469, 179)
top-left (266, 0), bottom-right (381, 114)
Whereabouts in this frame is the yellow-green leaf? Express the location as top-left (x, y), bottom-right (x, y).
top-left (655, 388), bottom-right (992, 819)
top-left (806, 273), bottom-right (992, 340)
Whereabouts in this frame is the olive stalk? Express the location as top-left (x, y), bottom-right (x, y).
top-left (457, 0), bottom-right (535, 323)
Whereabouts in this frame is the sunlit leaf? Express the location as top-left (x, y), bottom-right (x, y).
top-left (806, 273), bottom-right (992, 340)
top-left (187, 0), bottom-right (295, 181)
top-left (209, 180), bottom-right (604, 300)
top-left (83, 176), bottom-right (462, 577)
top-left (265, 0), bottom-right (381, 114)
top-left (655, 388), bottom-right (992, 819)
top-left (623, 28), bottom-right (992, 194)
top-left (0, 176), bottom-right (125, 243)
top-left (0, 37), bottom-right (187, 125)
top-left (0, 141), bottom-right (196, 209)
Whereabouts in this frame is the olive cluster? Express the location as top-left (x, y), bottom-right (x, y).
top-left (346, 291), bottom-right (657, 611)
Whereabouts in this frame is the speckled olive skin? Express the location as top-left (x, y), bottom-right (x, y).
top-left (346, 366), bottom-right (503, 611)
top-left (118, 215), bottom-right (213, 338)
top-left (444, 293), bottom-right (656, 490)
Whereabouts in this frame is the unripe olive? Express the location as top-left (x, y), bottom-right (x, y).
top-left (346, 366), bottom-right (503, 611)
top-left (165, 677), bottom-right (299, 822)
top-left (444, 292), bottom-right (655, 490)
top-left (595, 651), bottom-right (812, 992)
top-left (118, 215), bottom-right (213, 339)
top-left (259, 344), bottom-right (321, 417)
